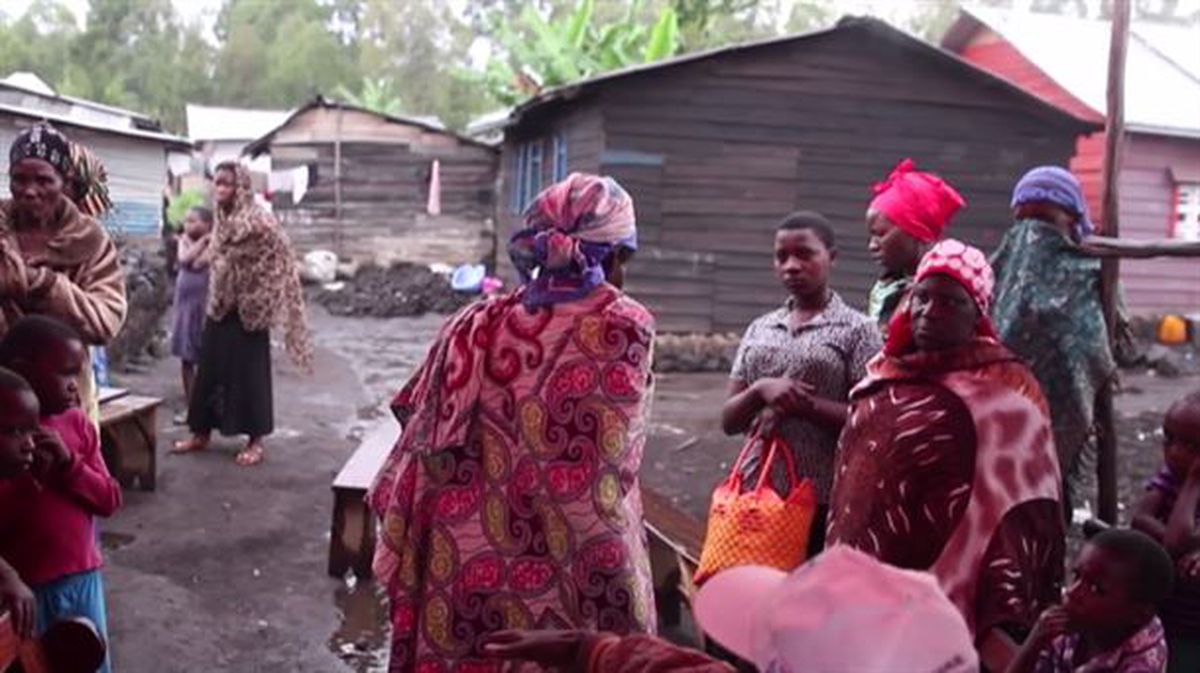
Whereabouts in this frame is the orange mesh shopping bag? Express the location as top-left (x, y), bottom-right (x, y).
top-left (693, 434), bottom-right (816, 585)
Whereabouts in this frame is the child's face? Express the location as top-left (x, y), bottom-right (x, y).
top-left (13, 338), bottom-right (85, 416)
top-left (1064, 544), bottom-right (1148, 635)
top-left (0, 387), bottom-right (38, 477)
top-left (183, 211), bottom-right (210, 239)
top-left (1164, 401), bottom-right (1200, 478)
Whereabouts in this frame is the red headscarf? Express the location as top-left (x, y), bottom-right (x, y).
top-left (869, 159), bottom-right (966, 242)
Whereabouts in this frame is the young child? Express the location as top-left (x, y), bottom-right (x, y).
top-left (0, 368), bottom-right (39, 640)
top-left (1007, 528), bottom-right (1172, 673)
top-left (0, 316), bottom-right (121, 673)
top-left (170, 206), bottom-right (213, 423)
top-left (864, 158), bottom-right (964, 335)
top-left (1133, 389), bottom-right (1200, 672)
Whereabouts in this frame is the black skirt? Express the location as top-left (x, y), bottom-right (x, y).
top-left (188, 313), bottom-right (273, 437)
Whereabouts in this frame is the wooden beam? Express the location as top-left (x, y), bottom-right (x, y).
top-left (1097, 0), bottom-right (1130, 526)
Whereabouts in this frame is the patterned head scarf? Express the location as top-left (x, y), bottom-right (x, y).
top-left (9, 123), bottom-right (72, 179)
top-left (1011, 166), bottom-right (1094, 237)
top-left (869, 158), bottom-right (966, 243)
top-left (508, 172), bottom-right (637, 308)
top-left (67, 143), bottom-right (113, 219)
top-left (885, 239), bottom-right (996, 355)
top-left (916, 239), bottom-right (995, 315)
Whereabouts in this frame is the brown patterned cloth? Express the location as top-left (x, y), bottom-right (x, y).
top-left (0, 197), bottom-right (126, 344)
top-left (829, 338), bottom-right (1065, 643)
top-left (207, 163), bottom-right (311, 369)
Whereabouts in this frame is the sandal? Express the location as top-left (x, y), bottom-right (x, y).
top-left (235, 444), bottom-right (265, 467)
top-left (171, 437), bottom-right (209, 454)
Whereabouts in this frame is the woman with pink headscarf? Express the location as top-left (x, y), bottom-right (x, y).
top-left (865, 159), bottom-right (965, 336)
top-left (369, 173), bottom-right (656, 672)
top-left (829, 240), bottom-right (1065, 669)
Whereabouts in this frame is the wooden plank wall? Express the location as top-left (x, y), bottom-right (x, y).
top-left (594, 29), bottom-right (1079, 333)
top-left (496, 103), bottom-right (604, 283)
top-left (270, 137), bottom-right (498, 267)
top-left (1118, 133), bottom-right (1200, 314)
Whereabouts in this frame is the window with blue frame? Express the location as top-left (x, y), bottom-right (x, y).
top-left (512, 140), bottom-right (552, 213)
top-left (523, 141), bottom-right (543, 210)
top-left (552, 133), bottom-right (568, 181)
top-left (511, 145), bottom-right (527, 213)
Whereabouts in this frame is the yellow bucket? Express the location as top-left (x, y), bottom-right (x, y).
top-left (1158, 315), bottom-right (1188, 345)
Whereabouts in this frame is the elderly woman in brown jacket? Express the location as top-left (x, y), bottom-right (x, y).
top-left (0, 124), bottom-right (127, 416)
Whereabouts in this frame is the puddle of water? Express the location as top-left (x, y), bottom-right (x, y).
top-left (100, 531), bottom-right (137, 551)
top-left (329, 578), bottom-right (390, 673)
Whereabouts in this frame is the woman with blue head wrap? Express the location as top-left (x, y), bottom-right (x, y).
top-left (991, 166), bottom-right (1113, 512)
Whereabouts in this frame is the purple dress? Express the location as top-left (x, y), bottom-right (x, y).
top-left (170, 261), bottom-right (209, 364)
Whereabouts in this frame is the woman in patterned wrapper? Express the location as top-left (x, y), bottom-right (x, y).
top-left (828, 239), bottom-right (1065, 672)
top-left (721, 211), bottom-right (882, 554)
top-left (368, 173), bottom-right (657, 673)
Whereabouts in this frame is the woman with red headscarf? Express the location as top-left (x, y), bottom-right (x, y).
top-left (369, 173), bottom-right (656, 672)
top-left (865, 159), bottom-right (965, 336)
top-left (829, 240), bottom-right (1064, 669)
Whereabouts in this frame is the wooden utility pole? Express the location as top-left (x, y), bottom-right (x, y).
top-left (1097, 0), bottom-right (1130, 525)
top-left (334, 100), bottom-right (345, 257)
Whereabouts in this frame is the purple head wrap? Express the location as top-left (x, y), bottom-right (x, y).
top-left (1011, 166), bottom-right (1095, 237)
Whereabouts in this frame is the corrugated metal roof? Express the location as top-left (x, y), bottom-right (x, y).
top-left (185, 104), bottom-right (291, 142)
top-left (508, 16), bottom-right (1097, 133)
top-left (243, 95), bottom-right (495, 157)
top-left (0, 72), bottom-right (160, 128)
top-left (949, 7), bottom-right (1200, 138)
top-left (0, 102), bottom-right (191, 148)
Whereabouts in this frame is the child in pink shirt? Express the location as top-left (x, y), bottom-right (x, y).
top-left (0, 315), bottom-right (121, 672)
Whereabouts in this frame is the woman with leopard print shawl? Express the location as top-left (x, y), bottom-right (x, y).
top-left (173, 161), bottom-right (311, 467)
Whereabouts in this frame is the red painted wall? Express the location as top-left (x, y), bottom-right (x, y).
top-left (956, 27), bottom-right (1200, 314)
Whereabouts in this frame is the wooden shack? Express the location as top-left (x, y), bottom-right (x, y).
top-left (244, 96), bottom-right (499, 266)
top-left (944, 7), bottom-right (1200, 315)
top-left (498, 17), bottom-right (1097, 333)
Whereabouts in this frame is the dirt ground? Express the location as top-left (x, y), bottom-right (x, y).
top-left (101, 306), bottom-right (1198, 672)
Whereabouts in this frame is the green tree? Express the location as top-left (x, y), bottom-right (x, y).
top-left (335, 77), bottom-right (404, 116)
top-left (478, 0), bottom-right (683, 105)
top-left (212, 0), bottom-right (354, 108)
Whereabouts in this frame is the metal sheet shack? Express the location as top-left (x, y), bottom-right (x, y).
top-left (497, 17), bottom-right (1097, 333)
top-left (944, 7), bottom-right (1200, 315)
top-left (243, 96), bottom-right (499, 267)
top-left (0, 73), bottom-right (191, 238)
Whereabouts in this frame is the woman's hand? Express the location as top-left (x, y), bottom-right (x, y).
top-left (755, 378), bottom-right (815, 417)
top-left (481, 629), bottom-right (586, 667)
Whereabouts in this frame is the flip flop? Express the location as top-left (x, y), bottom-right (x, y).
top-left (170, 438), bottom-right (208, 454)
top-left (235, 444), bottom-right (265, 467)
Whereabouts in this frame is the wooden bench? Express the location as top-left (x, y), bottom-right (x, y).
top-left (98, 391), bottom-right (162, 492)
top-left (641, 487), bottom-right (706, 640)
top-left (328, 422), bottom-right (398, 579)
